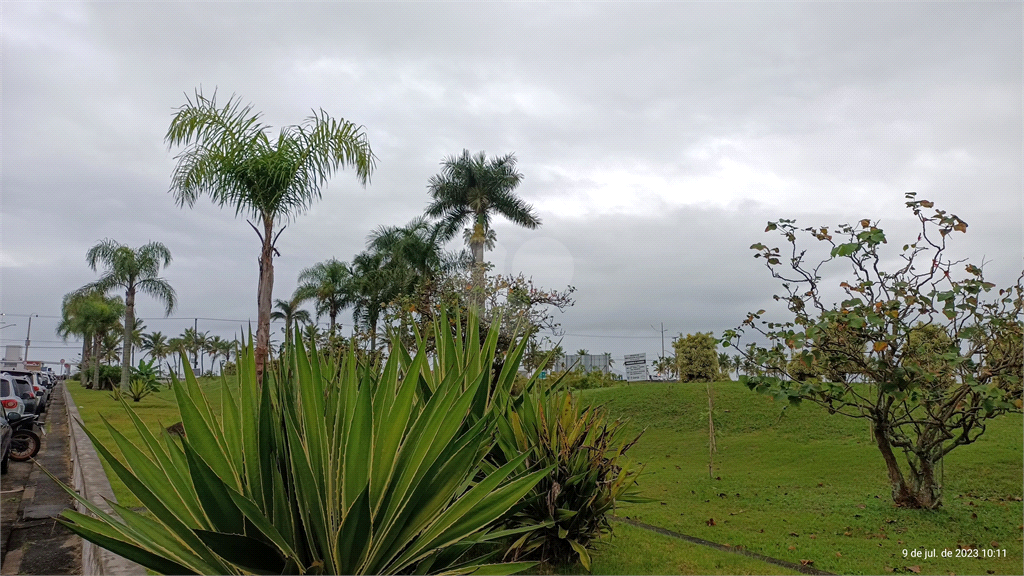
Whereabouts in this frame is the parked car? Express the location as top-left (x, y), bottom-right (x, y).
top-left (2, 374), bottom-right (40, 416)
top-left (5, 370), bottom-right (47, 412)
top-left (1, 375), bottom-right (26, 417)
top-left (1, 407), bottom-right (12, 473)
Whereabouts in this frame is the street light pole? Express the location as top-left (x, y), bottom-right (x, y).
top-left (24, 313), bottom-right (38, 361)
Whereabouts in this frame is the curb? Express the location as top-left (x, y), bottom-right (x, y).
top-left (611, 516), bottom-right (835, 575)
top-left (63, 384), bottom-right (146, 575)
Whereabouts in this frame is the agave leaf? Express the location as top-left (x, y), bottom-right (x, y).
top-left (568, 539), bottom-right (591, 571)
top-left (194, 530), bottom-right (287, 575)
top-left (60, 514), bottom-right (196, 575)
top-left (181, 441), bottom-right (245, 535)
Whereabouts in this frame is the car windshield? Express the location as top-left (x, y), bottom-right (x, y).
top-left (11, 379), bottom-right (32, 397)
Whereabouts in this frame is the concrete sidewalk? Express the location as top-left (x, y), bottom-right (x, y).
top-left (1, 383), bottom-right (82, 575)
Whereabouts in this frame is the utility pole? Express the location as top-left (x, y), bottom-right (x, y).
top-left (194, 318), bottom-right (199, 370)
top-left (24, 313), bottom-right (38, 362)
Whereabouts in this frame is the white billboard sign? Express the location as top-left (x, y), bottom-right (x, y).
top-left (623, 353), bottom-right (648, 382)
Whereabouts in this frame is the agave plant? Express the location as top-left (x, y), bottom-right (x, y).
top-left (52, 314), bottom-right (552, 574)
top-left (491, 384), bottom-right (647, 571)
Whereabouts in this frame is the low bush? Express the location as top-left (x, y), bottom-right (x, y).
top-left (549, 369), bottom-right (621, 390)
top-left (491, 384), bottom-right (646, 570)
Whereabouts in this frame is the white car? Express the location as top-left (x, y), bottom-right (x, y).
top-left (0, 375), bottom-right (26, 417)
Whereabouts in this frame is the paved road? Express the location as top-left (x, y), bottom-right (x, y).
top-left (1, 383), bottom-right (83, 575)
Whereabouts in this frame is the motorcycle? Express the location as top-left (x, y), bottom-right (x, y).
top-left (6, 411), bottom-right (42, 461)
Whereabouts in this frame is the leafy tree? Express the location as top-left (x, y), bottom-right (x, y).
top-left (672, 332), bottom-right (720, 383)
top-left (166, 90), bottom-right (375, 381)
top-left (425, 150), bottom-right (540, 306)
top-left (723, 194), bottom-right (1024, 508)
top-left (295, 259), bottom-right (352, 338)
top-left (523, 338), bottom-right (563, 373)
top-left (84, 239), bottom-right (177, 391)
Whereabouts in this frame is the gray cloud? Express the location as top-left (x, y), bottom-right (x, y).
top-left (2, 1), bottom-right (1019, 368)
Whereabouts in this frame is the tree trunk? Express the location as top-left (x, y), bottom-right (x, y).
top-left (872, 418), bottom-right (940, 508)
top-left (471, 238), bottom-right (485, 312)
top-left (121, 286), bottom-right (135, 392)
top-left (80, 334), bottom-right (91, 384)
top-left (92, 334), bottom-right (102, 390)
top-left (255, 216), bottom-right (275, 384)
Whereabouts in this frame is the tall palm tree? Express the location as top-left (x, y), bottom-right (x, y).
top-left (205, 336), bottom-right (231, 375)
top-left (295, 260), bottom-right (352, 338)
top-left (78, 295), bottom-right (125, 389)
top-left (166, 90), bottom-right (376, 382)
top-left (271, 293), bottom-right (313, 344)
top-left (167, 337), bottom-right (187, 378)
top-left (425, 150), bottom-right (540, 305)
top-left (349, 250), bottom-right (398, 353)
top-left (85, 239), bottom-right (177, 391)
top-left (140, 331), bottom-right (170, 376)
top-left (57, 288), bottom-right (105, 379)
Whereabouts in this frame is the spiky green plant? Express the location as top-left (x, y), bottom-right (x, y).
top-left (51, 314), bottom-right (552, 574)
top-left (491, 385), bottom-right (647, 571)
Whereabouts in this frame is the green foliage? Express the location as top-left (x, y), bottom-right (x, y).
top-left (548, 369), bottom-right (621, 390)
top-left (672, 332), bottom-right (720, 383)
top-left (492, 388), bottom-right (645, 571)
top-left (50, 314), bottom-right (550, 575)
top-left (723, 194), bottom-right (1024, 509)
top-left (84, 365), bottom-right (122, 390)
top-left (109, 377), bottom-right (156, 403)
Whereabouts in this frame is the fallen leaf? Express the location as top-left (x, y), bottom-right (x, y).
top-left (858, 504), bottom-right (866, 509)
top-left (800, 559), bottom-right (814, 566)
top-left (907, 565), bottom-right (921, 573)
top-left (844, 531), bottom-right (852, 536)
top-left (788, 545), bottom-right (796, 551)
top-left (990, 541), bottom-right (999, 548)
top-left (971, 513), bottom-right (978, 519)
top-left (789, 532), bottom-right (799, 537)
top-left (836, 552), bottom-right (842, 557)
top-left (706, 518), bottom-right (716, 526)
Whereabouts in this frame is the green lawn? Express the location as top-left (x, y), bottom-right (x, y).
top-left (582, 381), bottom-right (1023, 575)
top-left (65, 378), bottom-right (1022, 575)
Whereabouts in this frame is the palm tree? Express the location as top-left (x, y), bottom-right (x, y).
top-left (57, 288), bottom-right (104, 379)
top-left (425, 150), bottom-right (540, 306)
top-left (78, 295), bottom-right (125, 389)
top-left (349, 250), bottom-right (397, 353)
top-left (84, 239), bottom-right (177, 391)
top-left (140, 331), bottom-right (169, 377)
top-left (166, 90), bottom-right (376, 382)
top-left (181, 328), bottom-right (210, 373)
top-left (167, 337), bottom-right (189, 378)
top-left (271, 293), bottom-right (313, 344)
top-left (295, 260), bottom-right (353, 338)
top-left (367, 217), bottom-right (461, 294)
top-left (206, 336), bottom-right (230, 374)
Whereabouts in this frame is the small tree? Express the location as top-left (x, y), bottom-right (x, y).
top-left (673, 332), bottom-right (720, 383)
top-left (723, 193), bottom-right (1023, 509)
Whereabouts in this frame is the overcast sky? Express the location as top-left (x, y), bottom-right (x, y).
top-left (2, 1), bottom-right (1021, 373)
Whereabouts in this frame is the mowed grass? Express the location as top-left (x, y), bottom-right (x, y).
top-left (580, 381), bottom-right (1023, 575)
top-left (66, 378), bottom-right (228, 509)
top-left (65, 378), bottom-right (1022, 575)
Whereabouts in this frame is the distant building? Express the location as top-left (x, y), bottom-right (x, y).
top-left (552, 354), bottom-right (611, 374)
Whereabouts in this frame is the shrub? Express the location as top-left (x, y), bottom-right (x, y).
top-left (549, 369), bottom-right (620, 390)
top-left (79, 365), bottom-right (121, 389)
top-left (491, 385), bottom-right (646, 570)
top-left (109, 378), bottom-right (156, 403)
top-left (673, 332), bottom-right (720, 383)
top-left (50, 314), bottom-right (551, 575)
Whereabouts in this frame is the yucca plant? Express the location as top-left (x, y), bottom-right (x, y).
top-left (51, 313), bottom-right (552, 574)
top-left (108, 377), bottom-right (156, 402)
top-left (491, 384), bottom-right (646, 571)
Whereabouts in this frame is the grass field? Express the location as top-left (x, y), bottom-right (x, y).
top-left (65, 378), bottom-right (1023, 575)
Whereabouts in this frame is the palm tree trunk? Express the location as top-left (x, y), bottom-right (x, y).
top-left (121, 287), bottom-right (135, 391)
top-left (92, 334), bottom-right (102, 390)
top-left (471, 238), bottom-right (485, 311)
top-left (255, 216), bottom-right (275, 383)
top-left (80, 334), bottom-right (91, 384)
